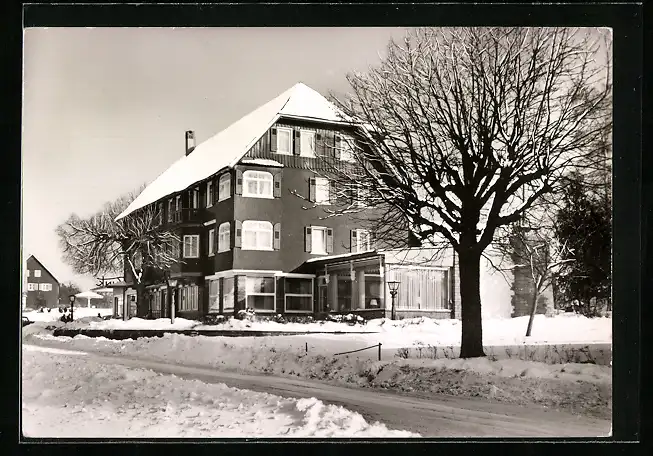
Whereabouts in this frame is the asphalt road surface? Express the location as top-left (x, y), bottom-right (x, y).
top-left (22, 343), bottom-right (611, 438)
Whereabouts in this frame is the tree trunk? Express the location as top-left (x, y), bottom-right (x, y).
top-left (135, 283), bottom-right (148, 318)
top-left (525, 289), bottom-right (539, 337)
top-left (458, 248), bottom-right (485, 358)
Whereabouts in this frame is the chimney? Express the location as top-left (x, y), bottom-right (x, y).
top-left (185, 130), bottom-right (196, 156)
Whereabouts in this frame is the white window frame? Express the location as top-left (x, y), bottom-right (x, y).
top-left (182, 235), bottom-right (200, 258)
top-left (284, 277), bottom-right (314, 313)
top-left (208, 280), bottom-right (220, 313)
top-left (208, 228), bottom-right (215, 256)
top-left (276, 127), bottom-right (293, 155)
top-left (242, 171), bottom-right (274, 199)
top-left (300, 130), bottom-right (316, 158)
top-left (354, 229), bottom-right (372, 253)
top-left (242, 220), bottom-right (274, 251)
top-left (34, 270), bottom-right (41, 278)
top-left (314, 177), bottom-right (330, 205)
top-left (168, 199), bottom-right (174, 221)
top-left (310, 226), bottom-right (328, 255)
top-left (222, 276), bottom-right (235, 311)
top-left (206, 181), bottom-right (214, 207)
top-left (337, 134), bottom-right (355, 162)
top-left (175, 195), bottom-right (182, 212)
top-left (27, 283), bottom-right (36, 291)
top-left (191, 188), bottom-right (200, 209)
top-left (26, 270), bottom-right (30, 277)
top-left (218, 173), bottom-right (231, 202)
top-left (245, 276), bottom-right (276, 313)
top-left (179, 284), bottom-right (199, 312)
top-left (218, 222), bottom-right (231, 253)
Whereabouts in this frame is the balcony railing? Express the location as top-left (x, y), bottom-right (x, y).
top-left (166, 208), bottom-right (204, 225)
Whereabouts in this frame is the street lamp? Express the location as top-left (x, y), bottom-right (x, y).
top-left (167, 278), bottom-right (178, 324)
top-left (68, 294), bottom-right (76, 321)
top-left (387, 280), bottom-right (400, 321)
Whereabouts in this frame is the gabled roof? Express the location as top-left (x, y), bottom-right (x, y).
top-left (26, 255), bottom-right (60, 284)
top-left (116, 82), bottom-right (349, 220)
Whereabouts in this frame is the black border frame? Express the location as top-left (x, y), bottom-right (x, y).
top-left (3, 1), bottom-right (646, 454)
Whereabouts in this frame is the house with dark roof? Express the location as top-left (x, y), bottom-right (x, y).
top-left (24, 255), bottom-right (60, 309)
top-left (118, 83), bottom-right (541, 321)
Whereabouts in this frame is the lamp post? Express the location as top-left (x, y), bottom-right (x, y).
top-left (167, 278), bottom-right (178, 324)
top-left (68, 294), bottom-right (75, 321)
top-left (387, 280), bottom-right (400, 321)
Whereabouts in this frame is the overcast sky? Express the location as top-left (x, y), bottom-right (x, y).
top-left (22, 27), bottom-right (409, 290)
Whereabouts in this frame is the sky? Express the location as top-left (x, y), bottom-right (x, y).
top-left (22, 27), bottom-right (409, 290)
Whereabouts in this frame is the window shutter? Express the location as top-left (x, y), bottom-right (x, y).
top-left (315, 132), bottom-right (325, 157)
top-left (308, 178), bottom-right (317, 203)
top-left (234, 220), bottom-right (242, 248)
top-left (326, 228), bottom-right (334, 254)
top-left (334, 135), bottom-right (342, 159)
top-left (270, 128), bottom-right (277, 152)
top-left (305, 227), bottom-right (312, 253)
top-left (273, 223), bottom-right (281, 250)
top-left (235, 170), bottom-right (243, 195)
top-left (273, 172), bottom-right (282, 197)
top-left (350, 230), bottom-right (358, 252)
top-left (293, 130), bottom-right (301, 155)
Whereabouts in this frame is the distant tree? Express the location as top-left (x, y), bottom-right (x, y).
top-left (555, 172), bottom-right (611, 316)
top-left (58, 281), bottom-right (82, 305)
top-left (56, 186), bottom-right (181, 319)
top-left (321, 27), bottom-right (611, 357)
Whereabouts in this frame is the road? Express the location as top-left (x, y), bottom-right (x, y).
top-left (22, 342), bottom-right (611, 437)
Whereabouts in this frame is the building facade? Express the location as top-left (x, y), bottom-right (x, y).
top-left (116, 83), bottom-right (460, 320)
top-left (24, 255), bottom-right (60, 309)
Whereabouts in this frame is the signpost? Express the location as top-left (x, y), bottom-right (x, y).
top-left (68, 294), bottom-right (75, 321)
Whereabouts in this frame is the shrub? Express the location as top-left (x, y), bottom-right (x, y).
top-left (202, 314), bottom-right (227, 325)
top-left (236, 307), bottom-right (256, 322)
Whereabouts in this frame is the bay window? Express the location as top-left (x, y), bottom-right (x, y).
top-left (284, 278), bottom-right (313, 312)
top-left (208, 280), bottom-right (220, 313)
top-left (246, 276), bottom-right (275, 312)
top-left (222, 277), bottom-right (235, 311)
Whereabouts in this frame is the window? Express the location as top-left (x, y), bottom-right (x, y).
top-left (183, 235), bottom-right (200, 258)
top-left (34, 270), bottom-right (41, 278)
top-left (168, 199), bottom-right (174, 221)
top-left (222, 277), bottom-right (235, 311)
top-left (157, 202), bottom-right (164, 225)
top-left (276, 127), bottom-right (293, 155)
top-left (206, 181), bottom-right (214, 207)
top-left (208, 280), bottom-right (220, 313)
top-left (175, 195), bottom-right (182, 212)
top-left (243, 171), bottom-right (273, 198)
top-left (242, 221), bottom-right (273, 250)
top-left (38, 283), bottom-right (52, 292)
top-left (171, 240), bottom-right (181, 258)
top-left (27, 283), bottom-right (36, 291)
top-left (311, 227), bottom-right (328, 254)
top-left (337, 134), bottom-right (355, 162)
top-left (353, 184), bottom-right (370, 207)
top-left (26, 270), bottom-right (30, 277)
top-left (352, 229), bottom-right (373, 252)
top-left (300, 130), bottom-right (316, 157)
top-left (179, 285), bottom-right (199, 312)
top-left (285, 278), bottom-right (313, 312)
top-left (208, 229), bottom-right (215, 256)
top-left (314, 177), bottom-right (330, 204)
top-left (218, 174), bottom-right (231, 201)
top-left (191, 188), bottom-right (200, 209)
top-left (218, 222), bottom-right (231, 252)
top-left (246, 276), bottom-right (275, 312)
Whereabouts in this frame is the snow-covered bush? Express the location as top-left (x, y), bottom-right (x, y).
top-left (202, 314), bottom-right (227, 326)
top-left (236, 307), bottom-right (256, 322)
top-left (272, 314), bottom-right (287, 324)
top-left (327, 313), bottom-right (366, 325)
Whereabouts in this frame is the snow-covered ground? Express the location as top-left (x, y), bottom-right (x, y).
top-left (23, 307), bottom-right (113, 322)
top-left (22, 345), bottom-right (418, 438)
top-left (65, 313), bottom-right (612, 348)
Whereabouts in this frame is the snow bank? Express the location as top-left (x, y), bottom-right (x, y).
top-left (68, 313), bottom-right (611, 347)
top-left (23, 307), bottom-right (113, 323)
top-left (22, 347), bottom-right (418, 438)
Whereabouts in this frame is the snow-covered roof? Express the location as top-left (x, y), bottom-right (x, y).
top-left (240, 158), bottom-right (284, 168)
top-left (116, 82), bottom-right (350, 220)
top-left (304, 251), bottom-right (381, 264)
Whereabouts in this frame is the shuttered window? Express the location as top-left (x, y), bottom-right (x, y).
top-left (306, 226), bottom-right (333, 254)
top-left (242, 221), bottom-right (273, 250)
top-left (300, 130), bottom-right (316, 157)
top-left (276, 127), bottom-right (293, 155)
top-left (243, 171), bottom-right (273, 198)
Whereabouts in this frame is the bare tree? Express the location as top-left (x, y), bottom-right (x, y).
top-left (323, 27), bottom-right (611, 357)
top-left (56, 186), bottom-right (181, 319)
